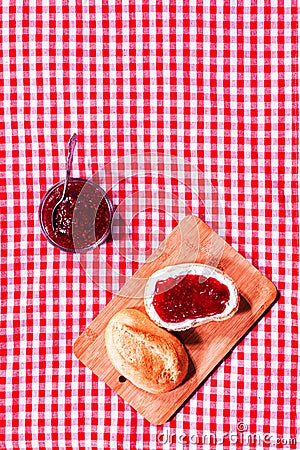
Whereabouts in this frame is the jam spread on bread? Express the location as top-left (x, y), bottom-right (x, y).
top-left (152, 274), bottom-right (230, 323)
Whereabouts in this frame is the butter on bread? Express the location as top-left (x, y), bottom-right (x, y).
top-left (105, 308), bottom-right (189, 394)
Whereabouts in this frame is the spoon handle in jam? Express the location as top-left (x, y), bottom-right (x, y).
top-left (66, 133), bottom-right (78, 180)
top-left (51, 133), bottom-right (78, 230)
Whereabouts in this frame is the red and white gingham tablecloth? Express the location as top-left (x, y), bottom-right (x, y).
top-left (0, 1), bottom-right (299, 449)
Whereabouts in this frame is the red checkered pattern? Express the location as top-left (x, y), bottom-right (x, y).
top-left (0, 1), bottom-right (299, 449)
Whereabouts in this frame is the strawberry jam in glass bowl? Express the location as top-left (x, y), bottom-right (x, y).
top-left (39, 177), bottom-right (113, 252)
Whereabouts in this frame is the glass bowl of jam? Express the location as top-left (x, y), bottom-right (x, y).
top-left (39, 177), bottom-right (113, 252)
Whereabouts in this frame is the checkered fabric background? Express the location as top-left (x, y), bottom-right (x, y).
top-left (0, 1), bottom-right (299, 449)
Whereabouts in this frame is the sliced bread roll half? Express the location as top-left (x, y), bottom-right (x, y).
top-left (144, 263), bottom-right (240, 332)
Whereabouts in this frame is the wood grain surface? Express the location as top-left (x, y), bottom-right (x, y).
top-left (74, 215), bottom-right (277, 425)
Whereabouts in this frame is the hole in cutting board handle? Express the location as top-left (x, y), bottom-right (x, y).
top-left (119, 376), bottom-right (127, 383)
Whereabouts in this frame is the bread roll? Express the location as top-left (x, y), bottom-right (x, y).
top-left (144, 263), bottom-right (240, 331)
top-left (105, 309), bottom-right (189, 394)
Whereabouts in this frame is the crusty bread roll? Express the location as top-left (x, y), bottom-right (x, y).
top-left (105, 308), bottom-right (189, 394)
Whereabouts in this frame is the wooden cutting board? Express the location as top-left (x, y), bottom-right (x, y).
top-left (74, 215), bottom-right (277, 425)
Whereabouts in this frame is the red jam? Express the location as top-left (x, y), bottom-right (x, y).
top-left (152, 274), bottom-right (230, 323)
top-left (40, 179), bottom-right (112, 252)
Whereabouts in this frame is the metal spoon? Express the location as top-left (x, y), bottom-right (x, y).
top-left (51, 133), bottom-right (78, 230)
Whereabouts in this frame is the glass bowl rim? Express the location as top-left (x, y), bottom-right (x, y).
top-left (38, 177), bottom-right (114, 253)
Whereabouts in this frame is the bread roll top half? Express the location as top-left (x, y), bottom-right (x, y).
top-left (105, 309), bottom-right (189, 394)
